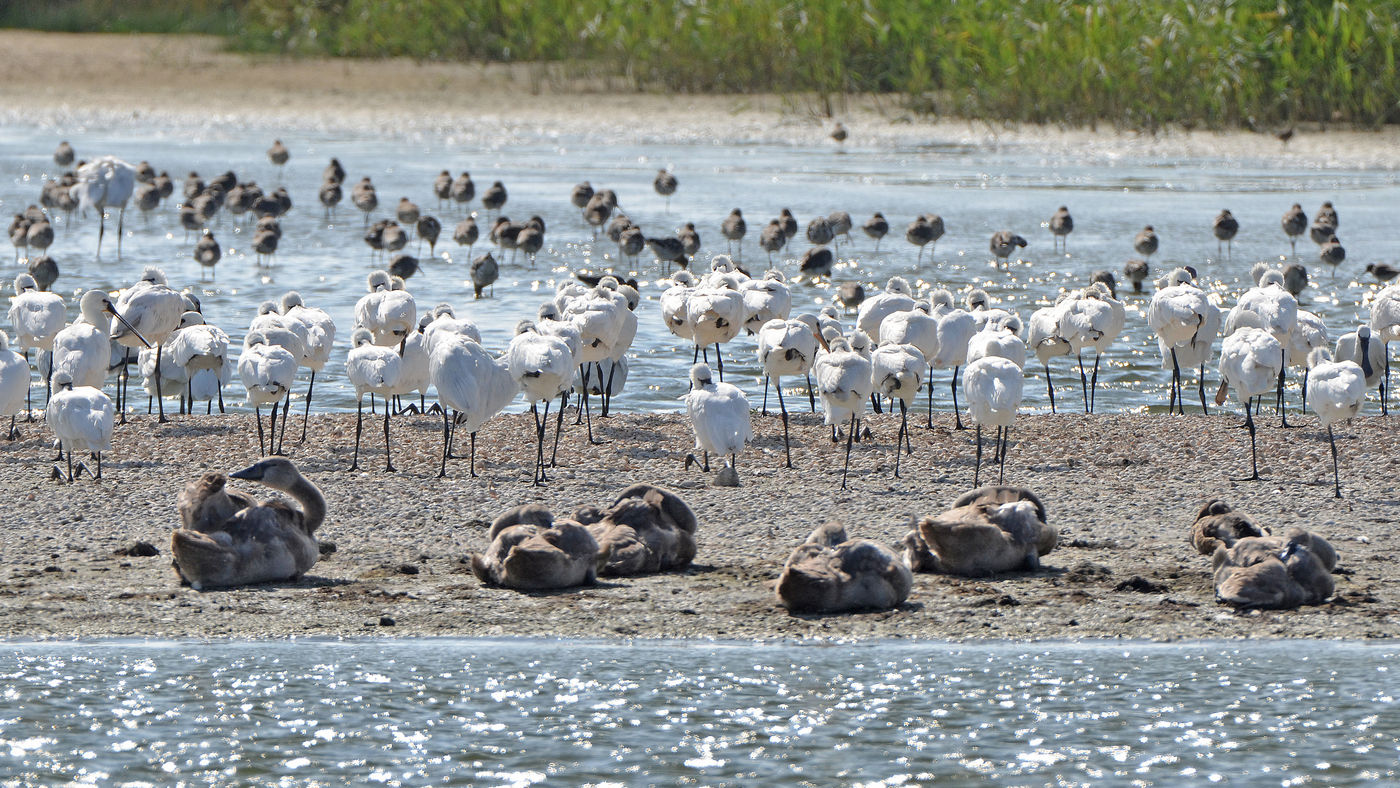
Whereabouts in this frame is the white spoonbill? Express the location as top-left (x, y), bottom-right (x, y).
top-left (168, 312), bottom-right (231, 413)
top-left (757, 315), bottom-right (823, 466)
top-left (345, 327), bottom-right (403, 472)
top-left (1333, 325), bottom-right (1385, 405)
top-left (871, 342), bottom-right (926, 477)
top-left (47, 373), bottom-right (114, 482)
top-left (1288, 309), bottom-right (1328, 412)
top-left (508, 321), bottom-right (575, 485)
top-left (814, 335), bottom-right (875, 489)
top-left (238, 330), bottom-right (298, 457)
top-left (683, 276), bottom-right (745, 380)
top-left (1368, 283), bottom-right (1400, 414)
top-left (1057, 282), bottom-right (1125, 413)
top-left (1225, 264), bottom-right (1297, 426)
top-left (681, 362), bottom-right (753, 479)
top-left (1217, 327), bottom-right (1285, 481)
top-left (1148, 267), bottom-right (1219, 414)
top-left (856, 276), bottom-right (917, 339)
top-left (0, 330), bottom-right (27, 439)
top-left (1306, 348), bottom-right (1365, 498)
top-left (741, 270), bottom-right (792, 333)
top-left (879, 304), bottom-right (940, 425)
top-left (429, 336), bottom-right (518, 478)
top-left (112, 267), bottom-right (184, 422)
top-left (962, 355), bottom-right (1024, 487)
top-left (1027, 300), bottom-right (1071, 413)
top-left (7, 273), bottom-right (64, 414)
top-left (930, 289), bottom-right (977, 429)
top-left (281, 291), bottom-right (337, 440)
top-left (966, 315), bottom-right (1026, 368)
top-left (70, 156), bottom-right (137, 258)
top-left (51, 291), bottom-right (144, 395)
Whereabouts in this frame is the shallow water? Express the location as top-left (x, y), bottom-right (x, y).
top-left (3, 120), bottom-right (1399, 415)
top-left (0, 639), bottom-right (1395, 786)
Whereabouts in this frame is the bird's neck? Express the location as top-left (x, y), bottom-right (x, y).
top-left (283, 475), bottom-right (326, 534)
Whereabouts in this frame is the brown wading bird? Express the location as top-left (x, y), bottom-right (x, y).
top-left (1133, 225), bottom-right (1159, 259)
top-left (653, 168), bottom-right (677, 211)
top-left (776, 522), bottom-right (911, 614)
top-left (171, 458), bottom-right (325, 591)
top-left (1281, 202), bottom-right (1307, 255)
top-left (1211, 529), bottom-right (1337, 610)
top-left (1048, 205), bottom-right (1073, 252)
top-left (574, 483), bottom-right (698, 577)
top-left (1212, 209), bottom-right (1239, 258)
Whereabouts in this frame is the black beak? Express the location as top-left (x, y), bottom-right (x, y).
top-left (106, 304), bottom-right (151, 348)
top-left (230, 462), bottom-right (265, 481)
top-left (1360, 334), bottom-right (1374, 378)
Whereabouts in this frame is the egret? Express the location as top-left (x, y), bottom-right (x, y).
top-left (1306, 348), bottom-right (1365, 498)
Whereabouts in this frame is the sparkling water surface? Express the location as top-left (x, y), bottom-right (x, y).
top-left (2, 121), bottom-right (1398, 416)
top-left (0, 639), bottom-right (1395, 786)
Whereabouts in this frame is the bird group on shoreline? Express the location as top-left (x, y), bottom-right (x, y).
top-left (3, 140), bottom-right (1396, 499)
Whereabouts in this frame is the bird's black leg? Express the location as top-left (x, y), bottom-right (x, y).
top-left (973, 424), bottom-right (982, 487)
top-left (1329, 424), bottom-right (1342, 498)
top-left (350, 398), bottom-right (363, 471)
top-left (470, 432), bottom-right (478, 477)
top-left (1198, 363), bottom-right (1209, 415)
top-left (762, 374), bottom-right (769, 416)
top-left (998, 426), bottom-right (1009, 484)
top-left (840, 412), bottom-right (855, 489)
top-left (255, 406), bottom-right (265, 456)
top-left (951, 366), bottom-right (965, 429)
top-left (383, 405), bottom-right (395, 472)
top-left (1077, 352), bottom-right (1090, 413)
top-left (155, 344), bottom-right (168, 423)
top-left (807, 373), bottom-right (816, 413)
top-left (300, 371), bottom-right (315, 442)
top-left (777, 383), bottom-right (792, 469)
top-left (1090, 353), bottom-right (1101, 413)
top-left (1044, 361), bottom-right (1057, 414)
top-left (438, 408), bottom-right (450, 478)
top-left (550, 391), bottom-right (567, 467)
top-left (926, 365), bottom-right (935, 427)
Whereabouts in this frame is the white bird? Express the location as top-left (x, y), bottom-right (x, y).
top-left (422, 303), bottom-right (482, 352)
top-left (930, 289), bottom-right (978, 429)
top-left (561, 284), bottom-right (625, 439)
top-left (280, 291), bottom-right (337, 441)
top-left (856, 276), bottom-right (917, 339)
top-left (814, 335), bottom-right (875, 489)
top-left (757, 315), bottom-right (823, 466)
top-left (354, 271), bottom-right (417, 348)
top-left (70, 156), bottom-right (137, 258)
top-left (871, 342), bottom-right (926, 477)
top-left (740, 270), bottom-right (792, 333)
top-left (344, 327), bottom-right (403, 472)
top-left (1306, 347), bottom-right (1365, 498)
top-left (167, 312), bottom-right (232, 413)
top-left (1148, 267), bottom-right (1219, 414)
top-left (593, 277), bottom-right (637, 415)
top-left (965, 288), bottom-right (1018, 332)
top-left (1333, 324), bottom-right (1385, 404)
top-left (394, 316), bottom-right (433, 415)
top-left (878, 305), bottom-right (940, 423)
top-left (1288, 309), bottom-right (1329, 411)
top-left (7, 273), bottom-right (65, 414)
top-left (962, 355), bottom-right (1024, 487)
top-left (659, 271), bottom-right (698, 342)
top-left (1026, 300), bottom-right (1072, 413)
top-left (52, 290), bottom-right (144, 398)
top-left (1367, 283), bottom-right (1400, 415)
top-left (238, 330), bottom-right (299, 457)
top-left (966, 315), bottom-right (1027, 368)
top-left (0, 330), bottom-right (28, 440)
top-left (47, 373), bottom-right (114, 482)
top-left (508, 321), bottom-right (576, 484)
top-left (138, 315), bottom-right (193, 415)
top-left (681, 362), bottom-right (753, 479)
top-left (1225, 264), bottom-right (1298, 426)
top-left (683, 276), bottom-right (745, 380)
top-left (112, 267), bottom-right (183, 422)
top-left (1057, 282), bottom-right (1125, 413)
top-left (429, 336), bottom-right (518, 478)
top-left (1218, 327), bottom-right (1285, 481)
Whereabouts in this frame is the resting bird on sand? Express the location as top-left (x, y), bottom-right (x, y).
top-left (581, 483), bottom-right (699, 576)
top-left (905, 486), bottom-right (1056, 576)
top-left (170, 458), bottom-right (325, 591)
top-left (1212, 529), bottom-right (1337, 610)
top-left (471, 504), bottom-right (606, 590)
top-left (776, 522), bottom-right (912, 614)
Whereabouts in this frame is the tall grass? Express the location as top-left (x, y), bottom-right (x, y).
top-left (9, 1), bottom-right (1400, 128)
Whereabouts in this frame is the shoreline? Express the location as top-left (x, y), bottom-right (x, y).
top-left (2, 412), bottom-right (1393, 642)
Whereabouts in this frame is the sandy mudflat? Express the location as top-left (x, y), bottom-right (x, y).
top-left (0, 409), bottom-right (1393, 641)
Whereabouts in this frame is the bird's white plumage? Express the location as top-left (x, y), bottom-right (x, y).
top-left (929, 294), bottom-right (977, 369)
top-left (1369, 283), bottom-right (1400, 343)
top-left (966, 324), bottom-right (1027, 368)
top-left (50, 291), bottom-right (114, 389)
top-left (509, 328), bottom-right (575, 403)
top-left (7, 277), bottom-right (65, 352)
top-left (1287, 309), bottom-right (1329, 369)
top-left (962, 356), bottom-right (1024, 428)
top-left (238, 336), bottom-right (298, 408)
top-left (856, 277), bottom-right (917, 339)
top-left (1058, 284), bottom-right (1125, 354)
top-left (878, 307), bottom-right (939, 362)
top-left (112, 270), bottom-right (183, 349)
top-left (1334, 325), bottom-right (1385, 388)
top-left (1307, 353), bottom-right (1365, 428)
top-left (682, 364), bottom-right (752, 458)
top-left (1148, 277), bottom-right (1219, 369)
top-left (1219, 327), bottom-right (1284, 406)
top-left (740, 272), bottom-right (791, 333)
top-left (0, 331), bottom-right (28, 417)
top-left (47, 384), bottom-right (114, 453)
top-left (684, 282), bottom-right (745, 350)
top-left (871, 343), bottom-right (926, 404)
top-left (429, 336), bottom-right (518, 433)
top-left (814, 338), bottom-right (875, 426)
top-left (1027, 304), bottom-right (1072, 365)
top-left (758, 317), bottom-right (820, 378)
top-left (281, 293), bottom-right (337, 372)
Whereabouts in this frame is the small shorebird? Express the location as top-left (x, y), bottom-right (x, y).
top-left (1282, 203), bottom-right (1307, 254)
top-left (989, 230), bottom-right (1028, 267)
top-left (905, 214), bottom-right (944, 264)
top-left (653, 169), bottom-right (678, 212)
top-left (1049, 206), bottom-right (1073, 252)
top-left (862, 212), bottom-right (888, 250)
top-left (1133, 225), bottom-right (1159, 260)
top-left (1365, 263), bottom-right (1398, 283)
top-left (1213, 209), bottom-right (1239, 258)
top-left (1319, 235), bottom-right (1346, 276)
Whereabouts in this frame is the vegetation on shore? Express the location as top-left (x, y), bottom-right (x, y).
top-left (6, 0), bottom-right (1400, 129)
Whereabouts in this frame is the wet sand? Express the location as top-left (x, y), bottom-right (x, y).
top-left (1, 410), bottom-right (1393, 641)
